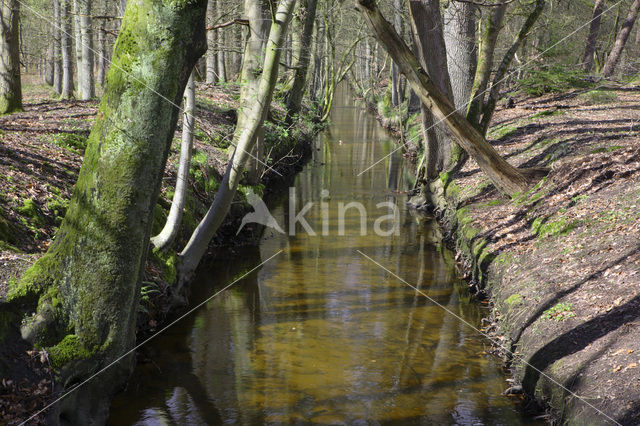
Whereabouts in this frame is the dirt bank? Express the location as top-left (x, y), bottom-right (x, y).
top-left (428, 85), bottom-right (640, 424)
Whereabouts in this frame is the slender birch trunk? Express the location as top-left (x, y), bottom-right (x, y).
top-left (152, 71), bottom-right (196, 251)
top-left (179, 0), bottom-right (297, 284)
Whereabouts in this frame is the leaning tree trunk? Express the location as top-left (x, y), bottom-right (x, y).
top-left (467, 4), bottom-right (506, 129)
top-left (582, 0), bottom-right (605, 72)
top-left (0, 0), bottom-right (22, 114)
top-left (443, 0), bottom-right (476, 111)
top-left (355, 0), bottom-right (532, 196)
top-left (2, 0), bottom-right (207, 422)
top-left (285, 0), bottom-right (317, 123)
top-left (603, 0), bottom-right (640, 78)
top-left (61, 0), bottom-right (74, 98)
top-left (152, 71), bottom-right (196, 251)
top-left (480, 0), bottom-right (545, 133)
top-left (179, 0), bottom-right (297, 284)
top-left (77, 0), bottom-right (95, 99)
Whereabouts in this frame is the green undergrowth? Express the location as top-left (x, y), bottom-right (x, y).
top-left (518, 65), bottom-right (594, 96)
top-left (578, 89), bottom-right (617, 105)
top-left (48, 133), bottom-right (88, 153)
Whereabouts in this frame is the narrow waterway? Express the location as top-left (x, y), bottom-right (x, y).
top-left (108, 88), bottom-right (536, 424)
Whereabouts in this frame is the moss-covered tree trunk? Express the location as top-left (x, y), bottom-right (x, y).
top-left (0, 0), bottom-right (22, 114)
top-left (582, 0), bottom-right (605, 72)
top-left (2, 0), bottom-right (206, 421)
top-left (285, 0), bottom-right (318, 123)
top-left (466, 4), bottom-right (506, 129)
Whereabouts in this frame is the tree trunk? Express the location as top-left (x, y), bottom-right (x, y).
top-left (96, 22), bottom-right (106, 87)
top-left (216, 1), bottom-right (227, 84)
top-left (582, 0), bottom-right (605, 72)
top-left (467, 4), bottom-right (506, 128)
top-left (179, 0), bottom-right (297, 284)
top-left (73, 0), bottom-right (83, 91)
top-left (2, 0), bottom-right (207, 422)
top-left (443, 1), bottom-right (476, 111)
top-left (391, 0), bottom-right (403, 106)
top-left (603, 0), bottom-right (640, 78)
top-left (77, 0), bottom-right (95, 99)
top-left (355, 0), bottom-right (531, 196)
top-left (238, 0), bottom-right (271, 182)
top-left (480, 0), bottom-right (545, 133)
top-left (205, 0), bottom-right (218, 84)
top-left (0, 0), bottom-right (22, 114)
top-left (152, 71), bottom-right (196, 251)
top-left (53, 0), bottom-right (63, 94)
top-left (44, 30), bottom-right (55, 86)
top-left (61, 0), bottom-right (75, 98)
top-left (409, 0), bottom-right (455, 179)
top-left (285, 0), bottom-right (317, 122)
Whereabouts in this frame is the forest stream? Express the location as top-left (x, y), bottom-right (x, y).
top-left (107, 87), bottom-right (539, 424)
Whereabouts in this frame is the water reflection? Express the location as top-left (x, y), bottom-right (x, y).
top-left (108, 87), bottom-right (537, 425)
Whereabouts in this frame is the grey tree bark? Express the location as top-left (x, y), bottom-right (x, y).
top-left (603, 0), bottom-right (640, 77)
top-left (73, 0), bottom-right (83, 89)
top-left (239, 0), bottom-right (271, 183)
top-left (152, 71), bottom-right (196, 251)
top-left (61, 0), bottom-right (75, 98)
top-left (467, 4), bottom-right (506, 128)
top-left (179, 0), bottom-right (297, 284)
top-left (355, 0), bottom-right (536, 196)
top-left (480, 0), bottom-right (545, 133)
top-left (205, 0), bottom-right (218, 84)
top-left (443, 1), bottom-right (476, 111)
top-left (44, 30), bottom-right (55, 86)
top-left (409, 0), bottom-right (454, 180)
top-left (53, 0), bottom-right (62, 94)
top-left (285, 0), bottom-right (317, 123)
top-left (96, 22), bottom-right (107, 87)
top-left (77, 0), bottom-right (95, 99)
top-left (582, 0), bottom-right (605, 72)
top-left (0, 0), bottom-right (22, 114)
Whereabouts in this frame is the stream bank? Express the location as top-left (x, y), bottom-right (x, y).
top-left (0, 80), bottom-right (322, 424)
top-left (409, 86), bottom-right (640, 424)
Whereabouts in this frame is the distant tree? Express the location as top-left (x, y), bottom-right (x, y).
top-left (603, 0), bottom-right (640, 77)
top-left (582, 0), bottom-right (606, 72)
top-left (0, 0), bottom-right (22, 114)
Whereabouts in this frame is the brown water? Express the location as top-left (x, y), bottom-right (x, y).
top-left (108, 88), bottom-right (536, 424)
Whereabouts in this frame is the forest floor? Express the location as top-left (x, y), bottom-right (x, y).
top-left (449, 84), bottom-right (640, 424)
top-left (0, 79), bottom-right (317, 424)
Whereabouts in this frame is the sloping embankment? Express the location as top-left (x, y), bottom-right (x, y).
top-left (427, 87), bottom-right (640, 424)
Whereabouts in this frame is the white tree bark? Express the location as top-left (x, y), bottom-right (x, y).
top-left (179, 0), bottom-right (297, 284)
top-left (152, 71), bottom-right (196, 251)
top-left (61, 0), bottom-right (75, 98)
top-left (77, 0), bottom-right (95, 99)
top-left (53, 0), bottom-right (63, 94)
top-left (205, 0), bottom-right (218, 84)
top-left (443, 1), bottom-right (476, 111)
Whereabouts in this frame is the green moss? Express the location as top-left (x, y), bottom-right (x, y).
top-left (578, 89), bottom-right (617, 105)
top-left (151, 247), bottom-right (178, 284)
top-left (17, 199), bottom-right (45, 227)
top-left (532, 216), bottom-right (580, 239)
top-left (152, 202), bottom-right (169, 236)
top-left (506, 293), bottom-right (524, 307)
top-left (47, 197), bottom-right (68, 226)
top-left (530, 109), bottom-right (564, 119)
top-left (47, 334), bottom-right (96, 369)
top-left (487, 123), bottom-right (517, 140)
top-left (0, 211), bottom-right (16, 244)
top-left (542, 302), bottom-right (575, 321)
